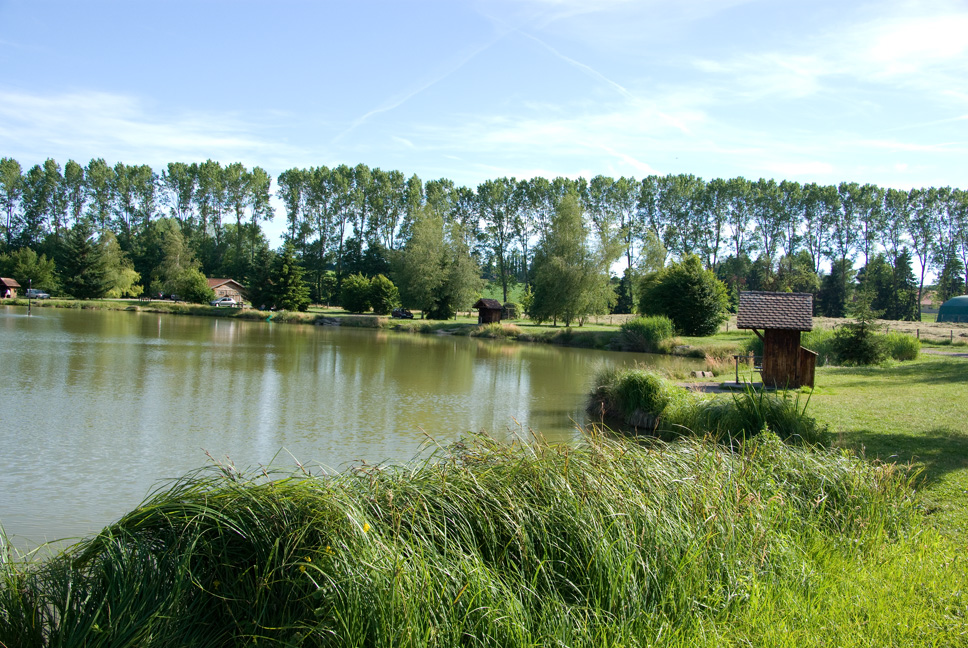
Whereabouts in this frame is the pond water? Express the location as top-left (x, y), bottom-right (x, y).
top-left (0, 306), bottom-right (701, 549)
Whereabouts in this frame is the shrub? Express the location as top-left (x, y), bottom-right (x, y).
top-left (502, 302), bottom-right (521, 319)
top-left (637, 255), bottom-right (729, 336)
top-left (368, 274), bottom-right (400, 315)
top-left (340, 273), bottom-right (372, 313)
top-left (883, 331), bottom-right (920, 361)
top-left (618, 315), bottom-right (674, 352)
top-left (173, 268), bottom-right (215, 304)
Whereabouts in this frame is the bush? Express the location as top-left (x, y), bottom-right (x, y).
top-left (502, 302), bottom-right (521, 319)
top-left (638, 255), bottom-right (729, 336)
top-left (368, 274), bottom-right (399, 315)
top-left (340, 273), bottom-right (371, 313)
top-left (173, 268), bottom-right (215, 304)
top-left (883, 332), bottom-right (920, 361)
top-left (618, 315), bottom-right (674, 352)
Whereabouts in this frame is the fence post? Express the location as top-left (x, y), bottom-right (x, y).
top-left (917, 329), bottom-right (920, 339)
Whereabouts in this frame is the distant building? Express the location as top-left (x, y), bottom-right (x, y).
top-left (737, 291), bottom-right (816, 389)
top-left (473, 298), bottom-right (503, 324)
top-left (208, 278), bottom-right (246, 304)
top-left (1, 277), bottom-right (21, 299)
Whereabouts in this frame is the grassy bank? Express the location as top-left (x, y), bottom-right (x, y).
top-left (4, 431), bottom-right (953, 647)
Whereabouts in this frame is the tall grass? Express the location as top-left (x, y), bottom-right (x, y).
top-left (0, 433), bottom-right (912, 647)
top-left (616, 315), bottom-right (674, 352)
top-left (590, 369), bottom-right (827, 444)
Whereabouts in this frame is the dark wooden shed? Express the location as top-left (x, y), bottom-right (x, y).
top-left (1, 277), bottom-right (21, 299)
top-left (737, 291), bottom-right (816, 389)
top-left (473, 298), bottom-right (503, 324)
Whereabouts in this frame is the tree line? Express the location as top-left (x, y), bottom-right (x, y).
top-left (1, 155), bottom-right (965, 321)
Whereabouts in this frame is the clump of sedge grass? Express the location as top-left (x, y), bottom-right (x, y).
top-left (0, 433), bottom-right (912, 647)
top-left (616, 315), bottom-right (674, 352)
top-left (471, 322), bottom-right (523, 338)
top-left (882, 331), bottom-right (921, 361)
top-left (590, 369), bottom-right (827, 445)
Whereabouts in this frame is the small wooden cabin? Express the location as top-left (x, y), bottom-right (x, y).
top-left (737, 291), bottom-right (816, 389)
top-left (0, 277), bottom-right (21, 299)
top-left (208, 278), bottom-right (246, 304)
top-left (473, 298), bottom-right (503, 324)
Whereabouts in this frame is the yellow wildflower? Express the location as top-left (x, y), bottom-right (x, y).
top-left (299, 565), bottom-right (306, 573)
top-left (363, 522), bottom-right (371, 533)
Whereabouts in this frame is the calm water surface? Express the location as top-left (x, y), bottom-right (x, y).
top-left (0, 306), bottom-right (700, 548)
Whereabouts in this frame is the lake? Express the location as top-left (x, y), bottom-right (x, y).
top-left (0, 305), bottom-right (700, 549)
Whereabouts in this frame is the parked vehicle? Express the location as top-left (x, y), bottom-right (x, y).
top-left (392, 308), bottom-right (414, 319)
top-left (25, 289), bottom-right (50, 299)
top-left (210, 297), bottom-right (240, 308)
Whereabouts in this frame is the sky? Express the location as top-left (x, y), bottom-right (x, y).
top-left (1, 0), bottom-right (967, 246)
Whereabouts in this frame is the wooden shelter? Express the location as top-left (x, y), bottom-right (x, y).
top-left (473, 298), bottom-right (503, 324)
top-left (0, 277), bottom-right (20, 299)
top-left (737, 291), bottom-right (816, 389)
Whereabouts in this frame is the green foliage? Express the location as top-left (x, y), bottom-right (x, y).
top-left (271, 243), bottom-right (311, 312)
top-left (591, 368), bottom-right (825, 445)
top-left (935, 250), bottom-right (965, 304)
top-left (368, 274), bottom-right (399, 315)
top-left (395, 207), bottom-right (482, 320)
top-left (502, 301), bottom-right (521, 319)
top-left (817, 259), bottom-right (855, 317)
top-left (530, 193), bottom-right (614, 326)
top-left (0, 434), bottom-right (910, 646)
top-left (339, 273), bottom-right (372, 313)
top-left (0, 247), bottom-right (57, 292)
top-left (638, 255), bottom-right (729, 336)
top-left (614, 370), bottom-right (670, 417)
top-left (618, 315), bottom-right (674, 352)
top-left (832, 294), bottom-right (887, 365)
top-left (671, 387), bottom-right (827, 445)
top-left (59, 222), bottom-right (111, 300)
top-left (172, 268), bottom-right (215, 304)
top-left (882, 331), bottom-right (921, 361)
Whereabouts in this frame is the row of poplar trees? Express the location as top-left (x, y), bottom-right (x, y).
top-left (1, 155), bottom-right (965, 320)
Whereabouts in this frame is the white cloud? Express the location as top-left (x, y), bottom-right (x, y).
top-left (0, 89), bottom-right (305, 170)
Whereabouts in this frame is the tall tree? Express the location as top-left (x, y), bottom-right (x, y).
top-left (530, 192), bottom-right (613, 326)
top-left (0, 157), bottom-right (23, 249)
top-left (908, 187), bottom-right (938, 312)
top-left (63, 160), bottom-right (86, 232)
top-left (85, 158), bottom-right (116, 232)
top-left (477, 177), bottom-right (518, 302)
top-left (60, 221), bottom-right (110, 299)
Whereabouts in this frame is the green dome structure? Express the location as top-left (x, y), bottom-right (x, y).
top-left (937, 295), bottom-right (968, 323)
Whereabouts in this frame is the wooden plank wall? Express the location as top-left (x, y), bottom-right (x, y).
top-left (763, 329), bottom-right (802, 388)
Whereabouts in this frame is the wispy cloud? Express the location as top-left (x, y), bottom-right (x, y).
top-left (0, 89), bottom-right (304, 170)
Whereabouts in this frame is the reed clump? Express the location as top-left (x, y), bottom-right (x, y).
top-left (590, 369), bottom-right (827, 445)
top-left (471, 322), bottom-right (523, 339)
top-left (0, 433), bottom-right (910, 646)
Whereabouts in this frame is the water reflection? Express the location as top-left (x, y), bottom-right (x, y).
top-left (0, 306), bottom-right (701, 547)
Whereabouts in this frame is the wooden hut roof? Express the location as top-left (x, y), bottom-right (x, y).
top-left (473, 298), bottom-right (503, 310)
top-left (0, 277), bottom-right (21, 288)
top-left (736, 291), bottom-right (813, 331)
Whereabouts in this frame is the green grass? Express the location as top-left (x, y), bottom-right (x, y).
top-left (0, 432), bottom-right (929, 647)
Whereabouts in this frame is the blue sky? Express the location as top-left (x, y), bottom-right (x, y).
top-left (1, 0), bottom-right (966, 244)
